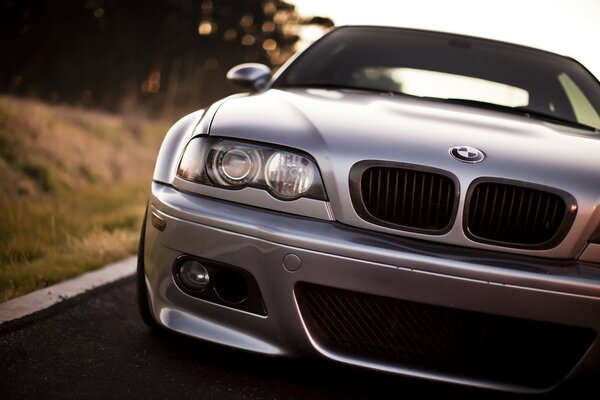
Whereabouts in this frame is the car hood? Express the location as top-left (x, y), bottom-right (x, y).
top-left (208, 87), bottom-right (600, 256)
top-left (209, 87), bottom-right (600, 192)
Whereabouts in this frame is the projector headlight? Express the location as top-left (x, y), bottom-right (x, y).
top-left (177, 137), bottom-right (327, 201)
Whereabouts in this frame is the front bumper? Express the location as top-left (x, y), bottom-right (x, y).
top-left (144, 182), bottom-right (600, 393)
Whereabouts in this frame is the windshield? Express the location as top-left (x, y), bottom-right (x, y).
top-left (274, 27), bottom-right (600, 130)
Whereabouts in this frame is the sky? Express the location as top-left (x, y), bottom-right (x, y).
top-left (290, 0), bottom-right (600, 80)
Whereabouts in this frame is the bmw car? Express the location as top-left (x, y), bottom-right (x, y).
top-left (137, 26), bottom-right (600, 393)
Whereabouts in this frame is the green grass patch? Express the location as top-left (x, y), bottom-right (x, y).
top-left (0, 134), bottom-right (18, 163)
top-left (0, 183), bottom-right (149, 302)
top-left (19, 161), bottom-right (58, 192)
top-left (0, 96), bottom-right (167, 302)
top-left (78, 164), bottom-right (97, 183)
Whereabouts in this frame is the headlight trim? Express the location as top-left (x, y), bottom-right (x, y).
top-left (177, 136), bottom-right (328, 201)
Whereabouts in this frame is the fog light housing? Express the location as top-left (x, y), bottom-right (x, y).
top-left (173, 255), bottom-right (267, 315)
top-left (590, 224), bottom-right (600, 243)
top-left (177, 261), bottom-right (210, 293)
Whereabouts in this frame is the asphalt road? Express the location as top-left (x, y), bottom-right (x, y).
top-left (0, 277), bottom-right (593, 399)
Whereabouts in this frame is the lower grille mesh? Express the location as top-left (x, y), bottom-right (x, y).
top-left (297, 283), bottom-right (594, 389)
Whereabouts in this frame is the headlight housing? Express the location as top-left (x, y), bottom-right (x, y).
top-left (177, 137), bottom-right (327, 201)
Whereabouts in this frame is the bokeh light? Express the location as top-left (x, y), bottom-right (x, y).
top-left (198, 21), bottom-right (215, 35)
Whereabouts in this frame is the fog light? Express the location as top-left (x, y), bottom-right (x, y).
top-left (178, 261), bottom-right (210, 292)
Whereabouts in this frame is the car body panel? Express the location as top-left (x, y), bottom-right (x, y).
top-left (143, 26), bottom-right (600, 393)
top-left (204, 88), bottom-right (600, 259)
top-left (145, 182), bottom-right (600, 393)
top-left (152, 109), bottom-right (204, 184)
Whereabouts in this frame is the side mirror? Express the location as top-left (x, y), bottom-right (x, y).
top-left (227, 63), bottom-right (271, 91)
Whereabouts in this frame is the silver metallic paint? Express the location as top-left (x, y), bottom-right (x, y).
top-left (226, 63), bottom-right (271, 90)
top-left (145, 46), bottom-right (600, 390)
top-left (580, 243), bottom-right (600, 263)
top-left (172, 176), bottom-right (333, 221)
top-left (206, 88), bottom-right (600, 259)
top-left (145, 182), bottom-right (600, 392)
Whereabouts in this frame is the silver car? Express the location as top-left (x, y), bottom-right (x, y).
top-left (137, 26), bottom-right (600, 393)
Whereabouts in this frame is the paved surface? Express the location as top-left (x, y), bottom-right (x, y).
top-left (0, 277), bottom-right (594, 399)
top-left (0, 257), bottom-right (135, 324)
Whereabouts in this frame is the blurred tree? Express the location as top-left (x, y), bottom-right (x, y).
top-left (0, 0), bottom-right (333, 116)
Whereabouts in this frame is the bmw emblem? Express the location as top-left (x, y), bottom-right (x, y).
top-left (450, 145), bottom-right (485, 164)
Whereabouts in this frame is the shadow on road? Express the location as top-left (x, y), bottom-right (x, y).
top-left (0, 277), bottom-right (594, 399)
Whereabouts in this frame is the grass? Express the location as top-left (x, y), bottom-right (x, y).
top-left (0, 96), bottom-right (170, 302)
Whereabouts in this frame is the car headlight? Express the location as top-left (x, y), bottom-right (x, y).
top-left (177, 137), bottom-right (327, 201)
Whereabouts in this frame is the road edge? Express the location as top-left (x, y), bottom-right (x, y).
top-left (0, 256), bottom-right (136, 324)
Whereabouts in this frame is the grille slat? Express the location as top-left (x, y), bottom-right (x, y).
top-left (513, 188), bottom-right (525, 235)
top-left (384, 170), bottom-right (391, 219)
top-left (522, 191), bottom-right (534, 234)
top-left (427, 175), bottom-right (435, 225)
top-left (494, 187), bottom-right (508, 237)
top-left (367, 169), bottom-right (372, 211)
top-left (359, 166), bottom-right (456, 233)
top-left (375, 169), bottom-right (381, 216)
top-left (297, 283), bottom-right (594, 389)
top-left (434, 176), bottom-right (443, 227)
top-left (409, 173), bottom-right (416, 226)
top-left (467, 182), bottom-right (568, 247)
top-left (392, 170), bottom-right (399, 221)
top-left (418, 174), bottom-right (425, 225)
top-left (539, 196), bottom-right (551, 238)
top-left (504, 187), bottom-right (516, 233)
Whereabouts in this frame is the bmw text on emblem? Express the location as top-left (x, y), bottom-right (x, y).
top-left (450, 146), bottom-right (485, 164)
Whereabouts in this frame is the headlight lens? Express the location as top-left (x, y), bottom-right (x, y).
top-left (210, 144), bottom-right (262, 186)
top-left (265, 152), bottom-right (315, 198)
top-left (220, 149), bottom-right (254, 181)
top-left (177, 137), bottom-right (327, 201)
